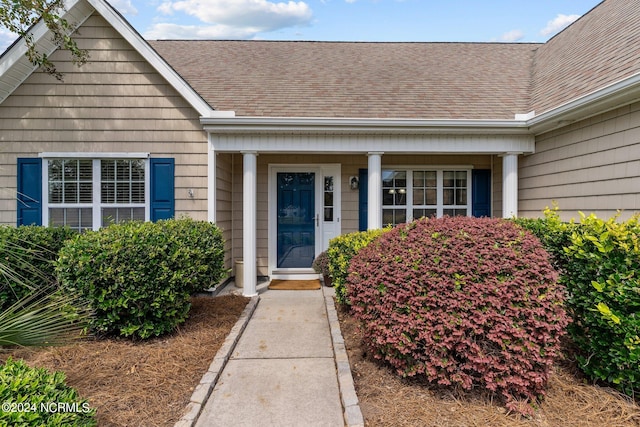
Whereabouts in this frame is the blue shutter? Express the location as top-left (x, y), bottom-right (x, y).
top-left (358, 168), bottom-right (368, 231)
top-left (150, 158), bottom-right (175, 221)
top-left (472, 169), bottom-right (491, 218)
top-left (16, 158), bottom-right (43, 226)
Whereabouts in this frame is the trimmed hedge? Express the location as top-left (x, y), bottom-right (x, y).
top-left (327, 228), bottom-right (389, 305)
top-left (511, 206), bottom-right (576, 274)
top-left (0, 358), bottom-right (96, 426)
top-left (347, 217), bottom-right (569, 414)
top-left (56, 218), bottom-right (227, 339)
top-left (0, 226), bottom-right (76, 310)
top-left (563, 212), bottom-right (640, 395)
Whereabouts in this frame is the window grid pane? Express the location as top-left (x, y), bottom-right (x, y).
top-left (413, 208), bottom-right (437, 219)
top-left (47, 158), bottom-right (147, 231)
top-left (48, 160), bottom-right (92, 204)
top-left (382, 170), bottom-right (407, 207)
top-left (49, 208), bottom-right (93, 232)
top-left (382, 208), bottom-right (407, 227)
top-left (412, 170), bottom-right (437, 207)
top-left (443, 170), bottom-right (468, 207)
top-left (102, 207), bottom-right (145, 227)
top-left (101, 160), bottom-right (145, 204)
top-left (381, 169), bottom-right (470, 225)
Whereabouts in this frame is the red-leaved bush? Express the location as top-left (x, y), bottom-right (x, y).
top-left (347, 216), bottom-right (569, 414)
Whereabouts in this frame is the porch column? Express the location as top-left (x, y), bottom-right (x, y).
top-left (242, 151), bottom-right (258, 297)
top-left (501, 152), bottom-right (520, 218)
top-left (367, 152), bottom-right (383, 230)
top-left (207, 140), bottom-right (216, 223)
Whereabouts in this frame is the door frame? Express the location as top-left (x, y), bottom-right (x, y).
top-left (268, 164), bottom-right (341, 279)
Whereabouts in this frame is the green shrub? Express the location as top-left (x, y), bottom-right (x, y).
top-left (0, 358), bottom-right (96, 426)
top-left (347, 217), bottom-right (569, 415)
top-left (312, 250), bottom-right (330, 277)
top-left (563, 212), bottom-right (640, 395)
top-left (56, 219), bottom-right (227, 339)
top-left (512, 206), bottom-right (576, 274)
top-left (0, 226), bottom-right (76, 310)
top-left (154, 218), bottom-right (227, 295)
top-left (327, 228), bottom-right (389, 305)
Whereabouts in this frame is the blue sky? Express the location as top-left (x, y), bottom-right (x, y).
top-left (0, 0), bottom-right (602, 51)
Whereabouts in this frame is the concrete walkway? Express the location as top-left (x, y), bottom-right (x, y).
top-left (188, 284), bottom-right (363, 427)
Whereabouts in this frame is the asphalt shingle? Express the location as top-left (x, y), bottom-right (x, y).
top-left (147, 0), bottom-right (640, 121)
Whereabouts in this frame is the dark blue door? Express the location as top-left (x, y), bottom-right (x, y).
top-left (277, 172), bottom-right (315, 268)
top-left (472, 169), bottom-right (491, 217)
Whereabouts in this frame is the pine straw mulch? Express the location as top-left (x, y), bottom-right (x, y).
top-left (1, 294), bottom-right (249, 427)
top-left (337, 306), bottom-right (640, 427)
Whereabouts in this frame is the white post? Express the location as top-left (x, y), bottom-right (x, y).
top-left (242, 151), bottom-right (258, 297)
top-left (367, 152), bottom-right (383, 230)
top-left (501, 153), bottom-right (519, 218)
top-left (207, 139), bottom-right (216, 223)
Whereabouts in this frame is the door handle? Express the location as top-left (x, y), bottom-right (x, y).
top-left (316, 214), bottom-right (319, 227)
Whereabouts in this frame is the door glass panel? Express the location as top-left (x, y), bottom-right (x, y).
top-left (324, 176), bottom-right (334, 221)
top-left (277, 172), bottom-right (315, 268)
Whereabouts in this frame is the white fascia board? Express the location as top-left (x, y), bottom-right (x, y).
top-left (201, 117), bottom-right (531, 135)
top-left (209, 133), bottom-right (535, 154)
top-left (0, 0), bottom-right (88, 103)
top-left (0, 0), bottom-right (84, 73)
top-left (527, 72), bottom-right (640, 134)
top-left (87, 0), bottom-right (214, 117)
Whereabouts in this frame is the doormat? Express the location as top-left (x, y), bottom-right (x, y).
top-left (268, 279), bottom-right (321, 290)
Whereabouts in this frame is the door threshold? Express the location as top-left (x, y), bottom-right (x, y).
top-left (271, 269), bottom-right (320, 281)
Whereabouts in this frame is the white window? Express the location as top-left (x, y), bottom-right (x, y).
top-left (382, 168), bottom-right (471, 226)
top-left (44, 158), bottom-right (149, 231)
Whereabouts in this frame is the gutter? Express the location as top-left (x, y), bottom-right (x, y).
top-left (527, 72), bottom-right (640, 135)
top-left (201, 117), bottom-right (531, 135)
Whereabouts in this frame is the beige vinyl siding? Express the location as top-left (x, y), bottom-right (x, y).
top-left (215, 153), bottom-right (234, 272)
top-left (228, 153), bottom-right (493, 276)
top-left (492, 155), bottom-right (503, 218)
top-left (520, 102), bottom-right (640, 221)
top-left (0, 13), bottom-right (208, 226)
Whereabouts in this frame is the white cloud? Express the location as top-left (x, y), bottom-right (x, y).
top-left (109, 0), bottom-right (138, 15)
top-left (144, 22), bottom-right (259, 39)
top-left (500, 29), bottom-right (524, 42)
top-left (157, 0), bottom-right (312, 31)
top-left (540, 13), bottom-right (580, 37)
top-left (0, 28), bottom-right (17, 54)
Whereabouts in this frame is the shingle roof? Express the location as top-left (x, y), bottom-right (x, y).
top-left (149, 40), bottom-right (538, 120)
top-left (530, 0), bottom-right (640, 115)
top-left (148, 0), bottom-right (640, 121)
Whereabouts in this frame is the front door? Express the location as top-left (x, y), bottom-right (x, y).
top-left (269, 165), bottom-right (341, 278)
top-left (277, 172), bottom-right (315, 268)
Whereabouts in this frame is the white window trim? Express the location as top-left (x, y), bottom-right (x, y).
top-left (41, 155), bottom-right (151, 231)
top-left (39, 152), bottom-right (150, 159)
top-left (382, 165), bottom-right (473, 224)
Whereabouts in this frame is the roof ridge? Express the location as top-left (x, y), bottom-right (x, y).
top-left (148, 39), bottom-right (543, 46)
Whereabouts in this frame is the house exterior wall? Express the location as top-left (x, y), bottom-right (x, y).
top-left (0, 14), bottom-right (209, 226)
top-left (215, 153), bottom-right (235, 272)
top-left (492, 155), bottom-right (503, 217)
top-left (229, 153), bottom-right (494, 276)
top-left (520, 101), bottom-right (640, 221)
